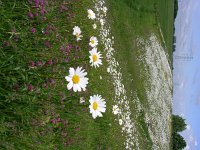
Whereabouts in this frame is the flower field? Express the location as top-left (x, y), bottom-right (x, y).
top-left (0, 0), bottom-right (174, 149)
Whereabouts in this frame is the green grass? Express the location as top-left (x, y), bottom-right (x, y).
top-left (157, 0), bottom-right (174, 62)
top-left (0, 0), bottom-right (174, 149)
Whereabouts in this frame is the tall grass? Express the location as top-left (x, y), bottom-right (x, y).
top-left (0, 0), bottom-right (124, 149)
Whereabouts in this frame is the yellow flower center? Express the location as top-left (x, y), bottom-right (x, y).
top-left (92, 54), bottom-right (98, 62)
top-left (91, 39), bottom-right (95, 44)
top-left (72, 75), bottom-right (80, 84)
top-left (93, 102), bottom-right (98, 110)
top-left (76, 33), bottom-right (79, 37)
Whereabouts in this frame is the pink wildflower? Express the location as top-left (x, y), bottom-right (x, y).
top-left (27, 84), bottom-right (34, 92)
top-left (31, 27), bottom-right (37, 33)
top-left (28, 12), bottom-right (34, 18)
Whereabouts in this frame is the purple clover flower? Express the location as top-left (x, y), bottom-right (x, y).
top-left (27, 84), bottom-right (34, 92)
top-left (3, 41), bottom-right (10, 46)
top-left (66, 44), bottom-right (72, 51)
top-left (45, 60), bottom-right (53, 65)
top-left (28, 12), bottom-right (34, 18)
top-left (29, 61), bottom-right (36, 68)
top-left (44, 41), bottom-right (51, 48)
top-left (49, 79), bottom-right (55, 86)
top-left (37, 60), bottom-right (43, 66)
top-left (76, 45), bottom-right (80, 51)
top-left (31, 27), bottom-right (37, 33)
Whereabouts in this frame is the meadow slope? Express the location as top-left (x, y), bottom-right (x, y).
top-left (0, 0), bottom-right (173, 149)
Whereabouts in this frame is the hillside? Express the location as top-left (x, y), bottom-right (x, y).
top-left (0, 0), bottom-right (173, 149)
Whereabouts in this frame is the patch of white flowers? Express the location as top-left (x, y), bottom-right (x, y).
top-left (136, 34), bottom-right (172, 150)
top-left (67, 6), bottom-right (106, 119)
top-left (94, 0), bottom-right (140, 149)
top-left (93, 0), bottom-right (172, 149)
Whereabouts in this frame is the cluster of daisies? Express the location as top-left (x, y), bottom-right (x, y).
top-left (65, 9), bottom-right (105, 119)
top-left (94, 0), bottom-right (140, 149)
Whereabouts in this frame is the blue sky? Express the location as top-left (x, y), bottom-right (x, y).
top-left (173, 0), bottom-right (200, 149)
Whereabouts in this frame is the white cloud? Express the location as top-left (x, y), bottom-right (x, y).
top-left (174, 1), bottom-right (200, 149)
top-left (180, 113), bottom-right (185, 117)
top-left (186, 125), bottom-right (191, 131)
top-left (195, 141), bottom-right (198, 146)
top-left (189, 135), bottom-right (194, 142)
top-left (184, 145), bottom-right (190, 150)
top-left (181, 129), bottom-right (198, 150)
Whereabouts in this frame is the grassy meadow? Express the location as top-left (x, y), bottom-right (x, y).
top-left (0, 0), bottom-right (174, 149)
top-left (107, 0), bottom-right (174, 149)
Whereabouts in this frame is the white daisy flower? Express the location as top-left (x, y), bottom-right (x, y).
top-left (119, 119), bottom-right (123, 125)
top-left (107, 67), bottom-right (110, 73)
top-left (87, 9), bottom-right (96, 20)
top-left (93, 24), bottom-right (97, 29)
top-left (65, 67), bottom-right (88, 92)
top-left (100, 19), bottom-right (105, 26)
top-left (100, 76), bottom-right (102, 80)
top-left (103, 6), bottom-right (107, 13)
top-left (112, 105), bottom-right (119, 115)
top-left (89, 36), bottom-right (98, 47)
top-left (73, 26), bottom-right (83, 41)
top-left (89, 48), bottom-right (102, 68)
top-left (89, 94), bottom-right (106, 119)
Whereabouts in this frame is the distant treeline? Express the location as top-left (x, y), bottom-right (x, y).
top-left (174, 0), bottom-right (178, 19)
top-left (172, 0), bottom-right (178, 54)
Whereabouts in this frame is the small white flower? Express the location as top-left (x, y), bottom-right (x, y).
top-left (119, 119), bottom-right (123, 125)
top-left (112, 105), bottom-right (119, 115)
top-left (100, 19), bottom-right (105, 26)
top-left (41, 28), bottom-right (45, 34)
top-left (93, 24), bottom-right (97, 29)
top-left (89, 36), bottom-right (98, 47)
top-left (76, 36), bottom-right (83, 41)
top-left (100, 76), bottom-right (102, 80)
top-left (89, 48), bottom-right (102, 68)
top-left (80, 97), bottom-right (85, 104)
top-left (87, 9), bottom-right (96, 20)
top-left (65, 67), bottom-right (88, 92)
top-left (103, 6), bottom-right (107, 13)
top-left (73, 26), bottom-right (83, 41)
top-left (89, 94), bottom-right (106, 119)
top-left (107, 67), bottom-right (110, 73)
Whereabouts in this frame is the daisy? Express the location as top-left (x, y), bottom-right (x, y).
top-left (65, 67), bottom-right (88, 92)
top-left (100, 76), bottom-right (102, 80)
top-left (73, 26), bottom-right (83, 41)
top-left (103, 6), bottom-right (107, 13)
top-left (89, 48), bottom-right (102, 68)
top-left (100, 19), bottom-right (105, 26)
top-left (89, 36), bottom-right (98, 47)
top-left (89, 94), bottom-right (106, 119)
top-left (112, 105), bottom-right (119, 115)
top-left (107, 67), bottom-right (111, 73)
top-left (119, 119), bottom-right (123, 125)
top-left (93, 23), bottom-right (97, 29)
top-left (87, 9), bottom-right (96, 20)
